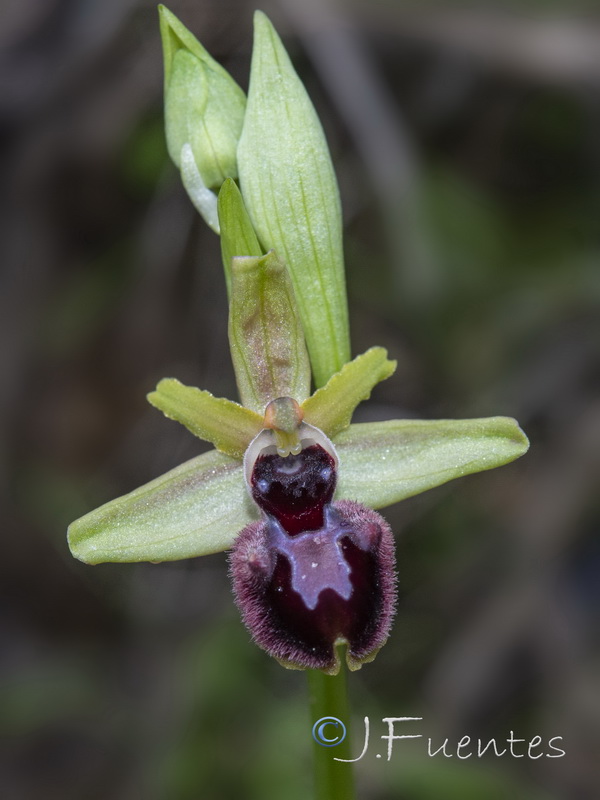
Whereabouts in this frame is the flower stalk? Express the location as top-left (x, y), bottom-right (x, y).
top-left (308, 661), bottom-right (355, 800)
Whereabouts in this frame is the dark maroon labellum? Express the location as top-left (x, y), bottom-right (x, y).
top-left (231, 440), bottom-right (397, 674)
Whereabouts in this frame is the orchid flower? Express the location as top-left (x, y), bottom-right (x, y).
top-left (67, 9), bottom-right (529, 677)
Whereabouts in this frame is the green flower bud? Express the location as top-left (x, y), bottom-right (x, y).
top-left (159, 5), bottom-right (246, 227)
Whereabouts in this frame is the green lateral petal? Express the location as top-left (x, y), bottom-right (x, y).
top-left (68, 450), bottom-right (256, 564)
top-left (237, 12), bottom-right (350, 388)
top-left (301, 347), bottom-right (396, 438)
top-left (148, 379), bottom-right (263, 458)
top-left (229, 251), bottom-right (311, 413)
top-left (335, 417), bottom-right (529, 509)
top-left (218, 178), bottom-right (263, 297)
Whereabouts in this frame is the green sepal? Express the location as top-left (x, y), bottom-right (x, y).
top-left (68, 450), bottom-right (255, 564)
top-left (237, 11), bottom-right (350, 388)
top-left (335, 417), bottom-right (529, 509)
top-left (229, 251), bottom-right (311, 414)
top-left (302, 347), bottom-right (396, 438)
top-left (217, 178), bottom-right (263, 296)
top-left (159, 5), bottom-right (246, 188)
top-left (147, 378), bottom-right (263, 458)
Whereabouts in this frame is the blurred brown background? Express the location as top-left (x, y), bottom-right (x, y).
top-left (1, 1), bottom-right (599, 798)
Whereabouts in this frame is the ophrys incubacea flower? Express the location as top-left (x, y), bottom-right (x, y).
top-left (67, 10), bottom-right (529, 676)
top-left (68, 254), bottom-right (528, 675)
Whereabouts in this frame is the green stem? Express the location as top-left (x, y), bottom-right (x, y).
top-left (307, 657), bottom-right (356, 800)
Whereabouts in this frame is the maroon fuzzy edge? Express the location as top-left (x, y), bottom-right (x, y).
top-left (229, 500), bottom-right (398, 674)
